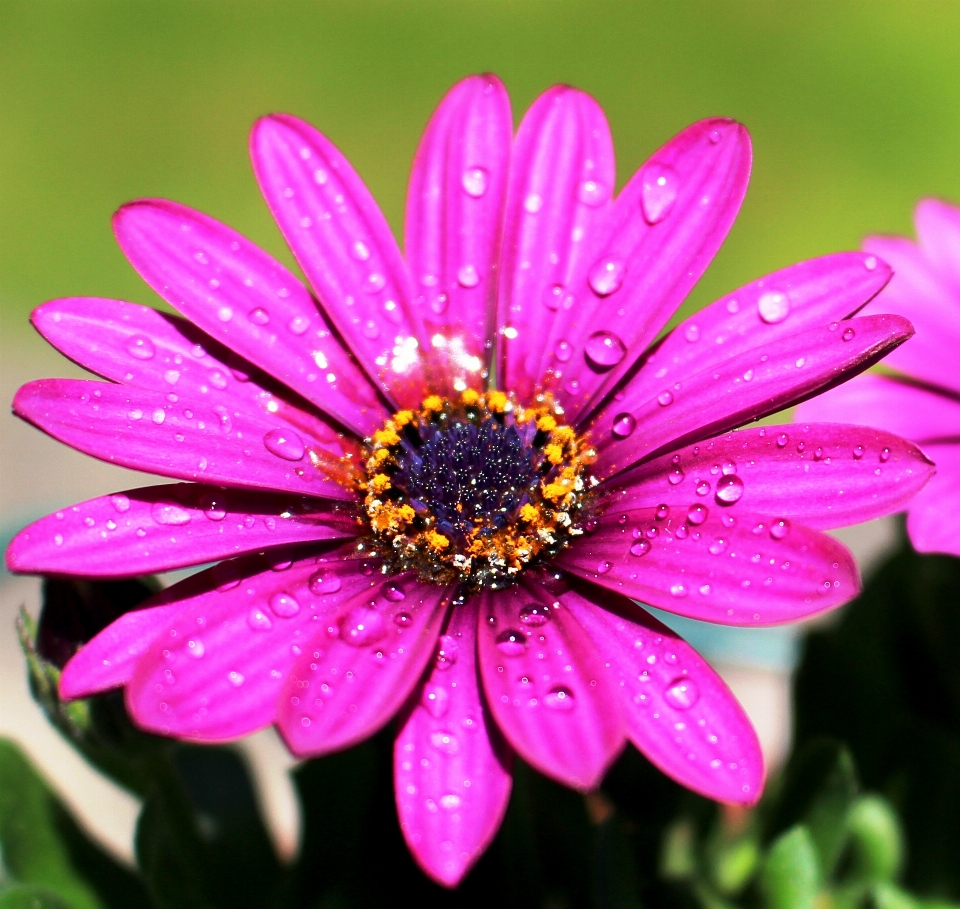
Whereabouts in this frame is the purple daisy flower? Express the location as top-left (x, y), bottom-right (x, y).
top-left (797, 198), bottom-right (960, 557)
top-left (7, 76), bottom-right (932, 886)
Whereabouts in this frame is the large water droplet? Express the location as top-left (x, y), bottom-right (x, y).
top-left (544, 686), bottom-right (575, 711)
top-left (715, 475), bottom-right (744, 504)
top-left (842, 327), bottom-right (856, 342)
top-left (664, 677), bottom-right (700, 710)
top-left (200, 494), bottom-right (226, 521)
top-left (757, 291), bottom-right (790, 324)
top-left (631, 539), bottom-right (652, 557)
top-left (151, 502), bottom-right (191, 525)
top-left (770, 519), bottom-right (790, 540)
top-left (339, 605), bottom-right (385, 646)
top-left (496, 629), bottom-right (527, 656)
top-left (435, 634), bottom-right (458, 670)
top-left (111, 494), bottom-right (131, 513)
top-left (382, 583), bottom-right (406, 602)
top-left (248, 607), bottom-right (274, 631)
top-left (584, 331), bottom-right (626, 368)
top-left (687, 504), bottom-right (709, 525)
top-left (554, 339), bottom-right (573, 362)
top-left (641, 163), bottom-right (679, 224)
top-left (309, 570), bottom-right (341, 595)
top-left (658, 391), bottom-right (674, 407)
top-left (597, 560), bottom-right (613, 574)
top-left (612, 413), bottom-right (636, 439)
top-left (457, 265), bottom-right (480, 288)
top-left (462, 166), bottom-right (489, 198)
top-left (270, 592), bottom-right (301, 618)
top-left (127, 335), bottom-right (156, 360)
top-left (588, 259), bottom-right (626, 297)
top-left (519, 603), bottom-right (552, 626)
top-left (263, 428), bottom-right (305, 461)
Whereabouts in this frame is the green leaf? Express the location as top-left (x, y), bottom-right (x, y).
top-left (709, 835), bottom-right (760, 896)
top-left (759, 826), bottom-right (820, 909)
top-left (0, 885), bottom-right (80, 909)
top-left (846, 795), bottom-right (902, 883)
top-left (766, 738), bottom-right (857, 880)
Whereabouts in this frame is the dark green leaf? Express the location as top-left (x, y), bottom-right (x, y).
top-left (846, 795), bottom-right (902, 883)
top-left (0, 885), bottom-right (80, 909)
top-left (759, 826), bottom-right (819, 909)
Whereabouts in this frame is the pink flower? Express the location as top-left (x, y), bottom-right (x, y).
top-left (7, 76), bottom-right (931, 886)
top-left (797, 199), bottom-right (960, 557)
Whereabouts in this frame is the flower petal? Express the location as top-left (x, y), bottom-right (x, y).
top-left (60, 602), bottom-right (183, 700)
top-left (14, 379), bottom-right (355, 500)
top-left (6, 484), bottom-right (357, 577)
top-left (858, 234), bottom-right (960, 396)
top-left (113, 200), bottom-right (386, 437)
top-left (31, 297), bottom-right (356, 454)
top-left (906, 443), bottom-right (960, 557)
top-left (795, 373), bottom-right (960, 444)
top-left (566, 583), bottom-right (763, 804)
top-left (251, 114), bottom-right (428, 407)
top-left (405, 74), bottom-right (512, 395)
top-left (477, 582), bottom-right (625, 790)
top-left (394, 600), bottom-right (512, 888)
top-left (496, 86), bottom-right (615, 402)
top-left (277, 580), bottom-right (452, 757)
top-left (541, 118), bottom-right (752, 421)
top-left (590, 314), bottom-right (914, 479)
top-left (589, 252), bottom-right (892, 435)
top-left (556, 506), bottom-right (859, 625)
top-left (605, 424), bottom-right (933, 530)
top-left (914, 198), bottom-right (960, 296)
top-left (125, 548), bottom-right (378, 739)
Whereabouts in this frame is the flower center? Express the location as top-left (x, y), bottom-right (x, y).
top-left (359, 390), bottom-right (597, 589)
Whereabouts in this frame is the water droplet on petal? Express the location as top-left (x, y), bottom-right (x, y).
top-left (228, 671), bottom-right (245, 687)
top-left (351, 240), bottom-right (370, 261)
top-left (658, 391), bottom-right (674, 407)
top-left (127, 335), bottom-right (156, 360)
top-left (777, 433), bottom-right (789, 448)
top-left (151, 502), bottom-right (191, 525)
top-left (462, 166), bottom-right (489, 198)
top-left (770, 520), bottom-right (790, 540)
top-left (577, 179), bottom-right (609, 207)
top-left (200, 494), bottom-right (226, 521)
top-left (248, 607), bottom-right (274, 631)
top-left (542, 284), bottom-right (565, 311)
top-left (631, 539), bottom-right (652, 557)
top-left (684, 323), bottom-right (700, 343)
top-left (584, 331), bottom-right (626, 368)
top-left (544, 686), bottom-right (575, 711)
top-left (696, 480), bottom-right (711, 497)
top-left (382, 583), bottom-right (406, 602)
top-left (842, 327), bottom-right (856, 342)
top-left (670, 583), bottom-right (688, 598)
top-left (309, 570), bottom-right (341, 595)
top-left (111, 494), bottom-right (131, 513)
top-left (270, 592), bottom-right (301, 618)
top-left (524, 193), bottom-right (543, 213)
top-left (664, 677), bottom-right (700, 710)
top-left (687, 504), bottom-right (709, 525)
top-left (709, 538), bottom-right (727, 555)
top-left (435, 634), bottom-right (458, 670)
top-left (263, 428), bottom-right (305, 461)
top-left (715, 475), bottom-right (744, 504)
top-left (422, 684), bottom-right (449, 718)
top-left (365, 273), bottom-right (386, 294)
top-left (588, 259), bottom-right (626, 297)
top-left (430, 730), bottom-right (459, 754)
top-left (880, 447), bottom-right (891, 463)
top-left (439, 793), bottom-right (462, 811)
top-left (641, 163), bottom-right (679, 224)
top-left (496, 629), bottom-right (527, 656)
top-left (612, 413), bottom-right (637, 439)
top-left (288, 315), bottom-right (309, 335)
top-left (249, 308), bottom-right (270, 325)
top-left (152, 408), bottom-right (166, 424)
top-left (757, 291), bottom-right (790, 324)
top-left (597, 560), bottom-right (613, 574)
top-left (519, 603), bottom-right (552, 626)
top-left (339, 605), bottom-right (385, 646)
top-left (217, 306), bottom-right (233, 322)
top-left (457, 265), bottom-right (480, 288)
top-left (668, 467), bottom-right (685, 486)
top-left (853, 445), bottom-right (864, 459)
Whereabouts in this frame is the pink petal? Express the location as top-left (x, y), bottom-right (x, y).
top-left (556, 506), bottom-right (859, 625)
top-left (477, 583), bottom-right (625, 790)
top-left (394, 600), bottom-right (512, 888)
top-left (496, 86), bottom-right (615, 402)
top-left (906, 442), bottom-right (960, 557)
top-left (251, 114), bottom-right (428, 408)
top-left (589, 252), bottom-right (892, 436)
top-left (31, 297), bottom-right (355, 454)
top-left (590, 314), bottom-right (913, 479)
top-left (6, 484), bottom-right (357, 577)
top-left (540, 119), bottom-right (752, 421)
top-left (405, 74), bottom-right (512, 395)
top-left (14, 379), bottom-right (355, 500)
top-left (914, 198), bottom-right (960, 296)
top-left (795, 373), bottom-right (960, 444)
top-left (113, 200), bottom-right (386, 437)
top-left (126, 549), bottom-right (379, 740)
top-left (605, 424), bottom-right (933, 530)
top-left (60, 602), bottom-right (183, 700)
top-left (567, 584), bottom-right (763, 803)
top-left (277, 580), bottom-right (452, 757)
top-left (860, 235), bottom-right (960, 395)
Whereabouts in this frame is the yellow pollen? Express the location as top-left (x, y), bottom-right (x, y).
top-left (425, 530), bottom-right (450, 551)
top-left (486, 390), bottom-right (508, 412)
top-left (519, 503), bottom-right (540, 523)
top-left (374, 427), bottom-right (401, 447)
top-left (536, 414), bottom-right (557, 432)
top-left (423, 395), bottom-right (444, 412)
top-left (544, 443), bottom-right (564, 465)
top-left (374, 448), bottom-right (391, 463)
top-left (369, 473), bottom-right (392, 494)
top-left (461, 389), bottom-right (480, 405)
top-left (551, 426), bottom-right (576, 445)
top-left (393, 410), bottom-right (414, 426)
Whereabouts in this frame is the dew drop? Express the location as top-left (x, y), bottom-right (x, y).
top-left (584, 331), bottom-right (626, 368)
top-left (382, 583), bottom-right (406, 602)
top-left (670, 583), bottom-right (688, 598)
top-left (288, 315), bottom-right (310, 335)
top-left (524, 193), bottom-right (543, 214)
top-left (770, 520), bottom-right (790, 540)
top-left (462, 166), bottom-right (489, 198)
top-left (339, 605), bottom-right (385, 646)
top-left (248, 608), bottom-right (274, 631)
top-left (200, 494), bottom-right (226, 521)
top-left (309, 570), bottom-right (341, 595)
top-left (853, 445), bottom-right (865, 460)
top-left (542, 284), bottom-right (565, 311)
top-left (880, 447), bottom-right (890, 463)
top-left (684, 323), bottom-right (700, 343)
top-left (842, 327), bottom-right (856, 342)
top-left (362, 320), bottom-right (380, 339)
top-left (757, 291), bottom-right (790, 324)
top-left (664, 677), bottom-right (700, 710)
top-left (709, 538), bottom-right (727, 555)
top-left (457, 265), bottom-right (480, 288)
top-left (658, 390), bottom-right (674, 407)
top-left (435, 634), bottom-right (459, 670)
top-left (496, 629), bottom-right (527, 657)
top-left (429, 730), bottom-right (460, 755)
top-left (249, 308), bottom-right (270, 325)
top-left (127, 335), bottom-right (156, 360)
top-left (687, 504), bottom-right (709, 525)
top-left (554, 339), bottom-right (573, 363)
top-left (696, 480), bottom-right (711, 497)
top-left (208, 369), bottom-right (228, 390)
top-left (544, 686), bottom-right (575, 711)
top-left (217, 306), bottom-right (233, 323)
top-left (263, 428), bottom-right (305, 461)
top-left (269, 592), bottom-right (301, 618)
top-left (776, 433), bottom-right (789, 448)
top-left (588, 259), bottom-right (626, 297)
top-left (641, 163), bottom-right (679, 224)
top-left (597, 560), bottom-right (613, 574)
top-left (151, 502), bottom-right (191, 525)
top-left (715, 475), bottom-right (744, 504)
top-left (228, 671), bottom-right (245, 687)
top-left (519, 603), bottom-right (552, 626)
top-left (612, 413), bottom-right (637, 439)
top-left (577, 179), bottom-right (609, 207)
top-left (631, 539), bottom-right (652, 557)
top-left (439, 793), bottom-right (462, 811)
top-left (422, 684), bottom-right (449, 718)
top-left (111, 494), bottom-right (131, 513)
top-left (152, 408), bottom-right (166, 425)
top-left (365, 273), bottom-right (386, 294)
top-left (668, 467), bottom-right (685, 486)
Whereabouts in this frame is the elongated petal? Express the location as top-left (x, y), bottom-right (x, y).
top-left (795, 373), bottom-right (960, 444)
top-left (14, 379), bottom-right (355, 500)
top-left (277, 581), bottom-right (451, 757)
top-left (6, 484), bottom-right (357, 577)
top-left (906, 443), bottom-right (960, 556)
top-left (405, 75), bottom-right (511, 394)
top-left (915, 198), bottom-right (960, 296)
top-left (556, 507), bottom-right (859, 625)
top-left (251, 114), bottom-right (428, 406)
top-left (589, 252), bottom-right (891, 433)
top-left (606, 424), bottom-right (933, 530)
top-left (126, 549), bottom-right (379, 739)
top-left (113, 200), bottom-right (386, 437)
top-left (60, 603), bottom-right (183, 699)
top-left (31, 297), bottom-right (355, 455)
top-left (591, 314), bottom-right (913, 479)
top-left (541, 119), bottom-right (752, 421)
top-left (477, 583), bottom-right (624, 790)
top-left (567, 584), bottom-right (763, 803)
top-left (860, 235), bottom-right (960, 395)
top-left (497, 86), bottom-right (615, 401)
top-left (395, 601), bottom-right (512, 888)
